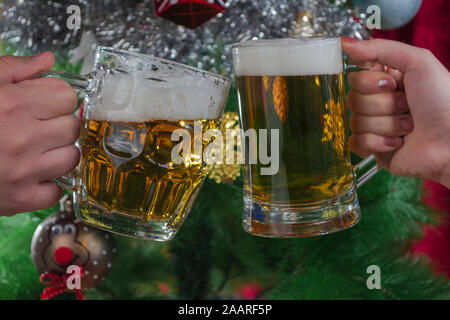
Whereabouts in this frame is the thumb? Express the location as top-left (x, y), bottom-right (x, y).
top-left (0, 51), bottom-right (55, 84)
top-left (341, 37), bottom-right (428, 74)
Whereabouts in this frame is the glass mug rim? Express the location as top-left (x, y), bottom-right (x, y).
top-left (95, 45), bottom-right (231, 84)
top-left (231, 36), bottom-right (340, 50)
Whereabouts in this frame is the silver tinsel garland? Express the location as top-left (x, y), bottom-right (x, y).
top-left (0, 0), bottom-right (369, 75)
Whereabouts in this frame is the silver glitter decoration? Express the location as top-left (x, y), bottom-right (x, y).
top-left (0, 0), bottom-right (369, 76)
top-left (298, 0), bottom-right (370, 40)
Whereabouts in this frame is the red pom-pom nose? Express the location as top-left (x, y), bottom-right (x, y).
top-left (54, 246), bottom-right (73, 265)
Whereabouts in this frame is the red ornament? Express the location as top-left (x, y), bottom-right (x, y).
top-left (154, 0), bottom-right (226, 29)
top-left (235, 281), bottom-right (264, 299)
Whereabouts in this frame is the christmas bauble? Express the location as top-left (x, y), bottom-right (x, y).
top-left (31, 207), bottom-right (116, 290)
top-left (352, 0), bottom-right (422, 30)
top-left (154, 0), bottom-right (225, 29)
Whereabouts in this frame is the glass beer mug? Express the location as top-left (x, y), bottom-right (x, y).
top-left (44, 47), bottom-right (230, 240)
top-left (232, 37), bottom-right (379, 238)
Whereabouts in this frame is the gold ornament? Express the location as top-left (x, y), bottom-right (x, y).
top-left (290, 11), bottom-right (316, 37)
top-left (272, 76), bottom-right (289, 122)
top-left (206, 112), bottom-right (242, 184)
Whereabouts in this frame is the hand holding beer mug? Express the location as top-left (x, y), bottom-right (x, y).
top-left (232, 37), bottom-right (379, 238)
top-left (44, 47), bottom-right (230, 240)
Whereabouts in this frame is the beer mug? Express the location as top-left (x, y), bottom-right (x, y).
top-left (44, 47), bottom-right (230, 240)
top-left (232, 37), bottom-right (379, 238)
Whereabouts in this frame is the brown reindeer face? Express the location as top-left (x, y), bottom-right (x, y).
top-left (31, 210), bottom-right (116, 289)
top-left (43, 219), bottom-right (90, 273)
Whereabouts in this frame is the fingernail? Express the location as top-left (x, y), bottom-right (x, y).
top-left (31, 52), bottom-right (48, 60)
top-left (384, 137), bottom-right (402, 148)
top-left (400, 117), bottom-right (413, 131)
top-left (378, 78), bottom-right (396, 91)
top-left (341, 36), bottom-right (361, 44)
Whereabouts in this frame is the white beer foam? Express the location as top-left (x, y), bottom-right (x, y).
top-left (91, 72), bottom-right (229, 122)
top-left (233, 37), bottom-right (343, 76)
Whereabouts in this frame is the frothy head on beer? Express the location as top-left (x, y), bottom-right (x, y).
top-left (90, 60), bottom-right (230, 122)
top-left (232, 37), bottom-right (343, 77)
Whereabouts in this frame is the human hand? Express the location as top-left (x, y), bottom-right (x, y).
top-left (0, 52), bottom-right (79, 216)
top-left (342, 37), bottom-right (450, 188)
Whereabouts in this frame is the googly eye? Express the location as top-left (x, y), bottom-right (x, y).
top-left (51, 224), bottom-right (63, 235)
top-left (64, 224), bottom-right (76, 234)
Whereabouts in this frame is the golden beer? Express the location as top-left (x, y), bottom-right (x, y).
top-left (78, 118), bottom-right (218, 228)
top-left (236, 73), bottom-right (353, 205)
top-left (233, 37), bottom-right (360, 237)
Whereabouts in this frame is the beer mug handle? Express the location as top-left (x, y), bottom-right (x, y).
top-left (353, 155), bottom-right (380, 188)
top-left (42, 70), bottom-right (95, 90)
top-left (41, 70), bottom-right (96, 190)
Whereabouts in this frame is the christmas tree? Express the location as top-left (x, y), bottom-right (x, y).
top-left (0, 0), bottom-right (448, 300)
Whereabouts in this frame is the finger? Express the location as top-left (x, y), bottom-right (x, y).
top-left (14, 77), bottom-right (78, 119)
top-left (347, 70), bottom-right (397, 94)
top-left (349, 133), bottom-right (403, 158)
top-left (39, 114), bottom-right (80, 152)
top-left (0, 52), bottom-right (54, 84)
top-left (350, 114), bottom-right (414, 136)
top-left (7, 181), bottom-right (63, 215)
top-left (27, 181), bottom-right (63, 211)
top-left (386, 68), bottom-right (404, 90)
top-left (38, 145), bottom-right (80, 181)
top-left (348, 91), bottom-right (409, 116)
top-left (341, 37), bottom-right (428, 74)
